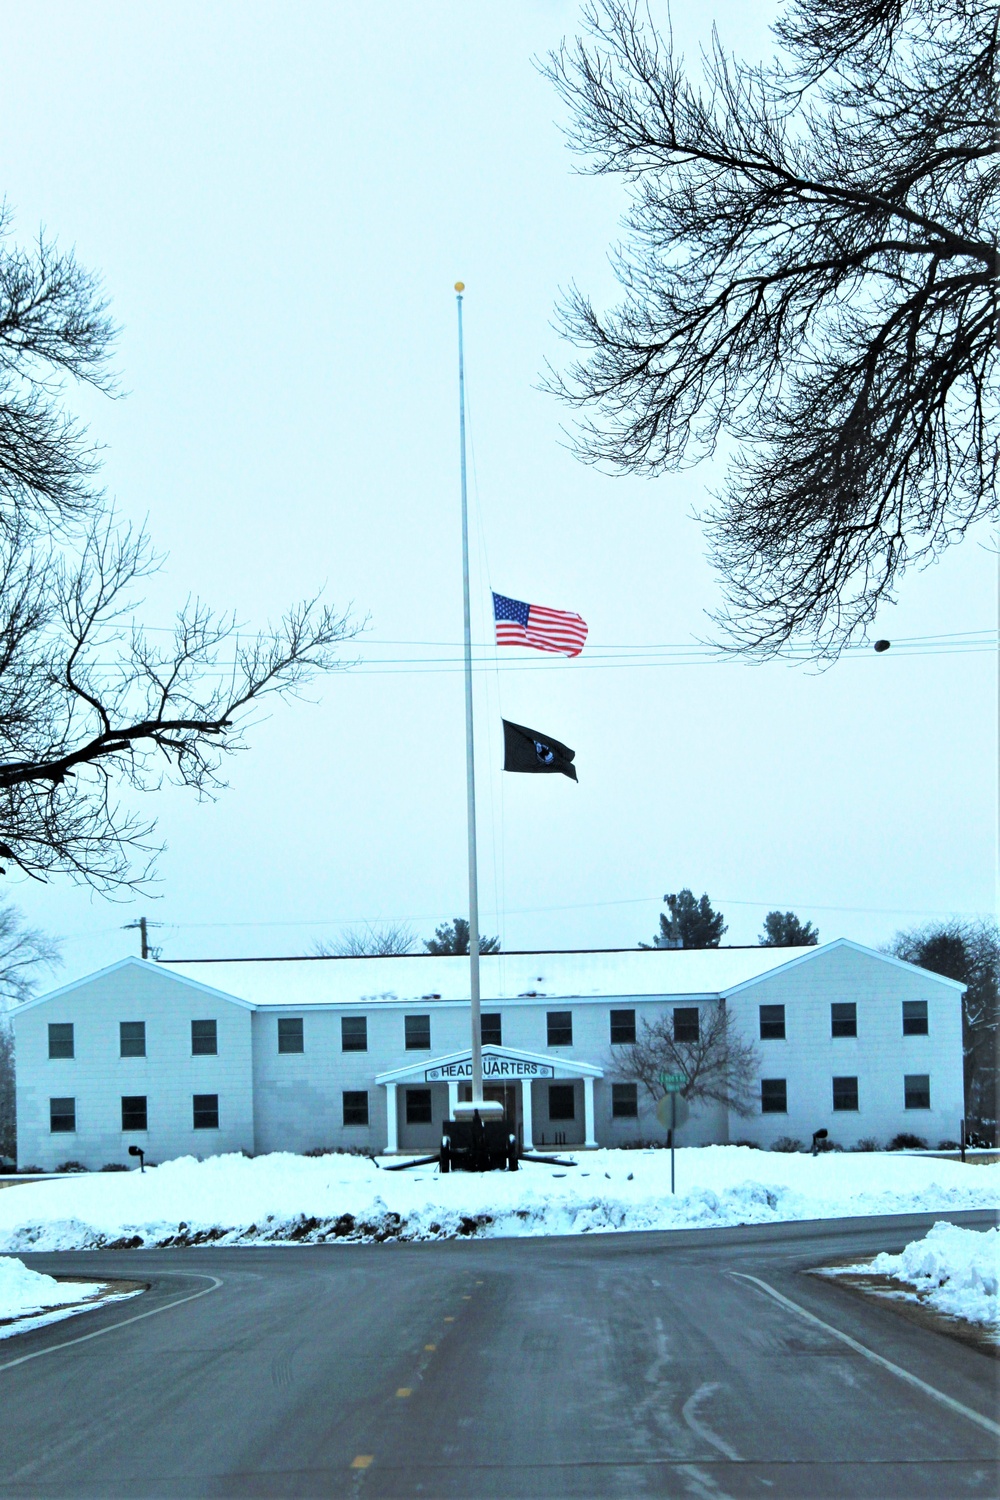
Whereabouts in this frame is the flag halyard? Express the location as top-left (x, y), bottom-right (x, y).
top-left (492, 592), bottom-right (588, 657)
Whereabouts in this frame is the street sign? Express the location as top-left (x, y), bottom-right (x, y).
top-left (659, 1072), bottom-right (686, 1092)
top-left (656, 1093), bottom-right (690, 1131)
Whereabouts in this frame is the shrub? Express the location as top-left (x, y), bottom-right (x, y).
top-left (55, 1160), bottom-right (88, 1172)
top-left (814, 1138), bottom-right (842, 1152)
top-left (852, 1137), bottom-right (880, 1152)
top-left (770, 1136), bottom-right (803, 1153)
top-left (19, 1165), bottom-right (44, 1174)
top-left (731, 1139), bottom-right (762, 1149)
top-left (100, 1162), bottom-right (129, 1172)
top-left (937, 1139), bottom-right (960, 1150)
top-left (888, 1133), bottom-right (928, 1151)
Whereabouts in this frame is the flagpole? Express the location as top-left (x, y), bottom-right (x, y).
top-left (454, 281), bottom-right (492, 1115)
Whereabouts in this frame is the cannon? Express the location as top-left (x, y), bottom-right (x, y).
top-left (440, 1112), bottom-right (518, 1173)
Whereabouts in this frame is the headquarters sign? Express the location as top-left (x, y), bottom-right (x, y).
top-left (425, 1052), bottom-right (555, 1082)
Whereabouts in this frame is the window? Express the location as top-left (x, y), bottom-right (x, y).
top-left (343, 1090), bottom-right (369, 1127)
top-left (673, 1008), bottom-right (700, 1043)
top-left (404, 1015), bottom-right (431, 1051)
top-left (405, 1088), bottom-right (433, 1124)
top-left (612, 1082), bottom-right (638, 1118)
top-left (831, 1003), bottom-right (857, 1038)
top-left (191, 1020), bottom-right (217, 1056)
top-left (902, 1001), bottom-right (928, 1036)
top-left (832, 1076), bottom-right (859, 1111)
top-left (48, 1023), bottom-right (74, 1060)
top-left (49, 1097), bottom-right (75, 1132)
top-left (759, 1005), bottom-right (785, 1041)
top-left (761, 1078), bottom-right (787, 1114)
top-left (610, 1009), bottom-right (636, 1045)
top-left (121, 1095), bottom-right (148, 1131)
top-left (119, 1021), bottom-right (146, 1058)
top-left (905, 1074), bottom-right (931, 1109)
top-left (277, 1017), bottom-right (304, 1054)
top-left (548, 1084), bottom-right (576, 1120)
top-left (193, 1094), bottom-right (219, 1129)
top-left (481, 1013), bottom-right (502, 1046)
top-left (547, 1011), bottom-right (572, 1047)
top-left (341, 1016), bottom-right (368, 1053)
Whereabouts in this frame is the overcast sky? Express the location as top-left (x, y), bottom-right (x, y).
top-left (2, 1), bottom-right (994, 984)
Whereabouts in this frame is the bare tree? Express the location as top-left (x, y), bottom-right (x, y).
top-left (615, 1002), bottom-right (760, 1115)
top-left (0, 900), bottom-right (61, 1162)
top-left (544, 1), bottom-right (999, 655)
top-left (314, 922), bottom-right (416, 957)
top-left (0, 216), bottom-right (359, 888)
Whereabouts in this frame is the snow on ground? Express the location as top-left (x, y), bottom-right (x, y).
top-left (0, 1147), bottom-right (995, 1251)
top-left (832, 1222), bottom-right (1000, 1334)
top-left (0, 1254), bottom-right (115, 1340)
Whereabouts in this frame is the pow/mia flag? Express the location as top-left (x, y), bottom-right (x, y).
top-left (502, 719), bottom-right (578, 782)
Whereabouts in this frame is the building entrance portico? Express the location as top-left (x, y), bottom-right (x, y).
top-left (375, 1045), bottom-right (603, 1154)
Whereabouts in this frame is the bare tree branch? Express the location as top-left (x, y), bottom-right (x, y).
top-left (543, 1), bottom-right (999, 655)
top-left (613, 1001), bottom-right (761, 1115)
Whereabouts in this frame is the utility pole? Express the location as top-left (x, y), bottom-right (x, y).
top-left (123, 917), bottom-right (161, 961)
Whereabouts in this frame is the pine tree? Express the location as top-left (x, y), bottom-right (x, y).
top-left (759, 911), bottom-right (819, 946)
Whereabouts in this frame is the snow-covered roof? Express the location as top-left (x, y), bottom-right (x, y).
top-left (159, 945), bottom-right (822, 1008)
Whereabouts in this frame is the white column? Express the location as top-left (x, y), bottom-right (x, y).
top-left (385, 1083), bottom-right (398, 1154)
top-left (583, 1076), bottom-right (597, 1149)
top-left (447, 1081), bottom-right (459, 1120)
top-left (521, 1079), bottom-right (534, 1151)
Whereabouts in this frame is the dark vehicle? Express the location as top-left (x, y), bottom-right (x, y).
top-left (440, 1112), bottom-right (518, 1173)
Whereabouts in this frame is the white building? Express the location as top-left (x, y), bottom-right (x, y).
top-left (10, 940), bottom-right (964, 1170)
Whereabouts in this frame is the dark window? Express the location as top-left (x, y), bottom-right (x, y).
top-left (548, 1084), bottom-right (576, 1120)
top-left (905, 1074), bottom-right (931, 1109)
top-left (406, 1088), bottom-right (433, 1124)
top-left (902, 1001), bottom-right (929, 1036)
top-left (277, 1017), bottom-right (304, 1054)
top-left (832, 1076), bottom-right (859, 1111)
top-left (481, 1013), bottom-right (502, 1046)
top-left (49, 1097), bottom-right (75, 1132)
top-left (761, 1078), bottom-right (787, 1114)
top-left (193, 1093), bottom-right (219, 1129)
top-left (119, 1021), bottom-right (146, 1058)
top-left (831, 1003), bottom-right (857, 1038)
top-left (405, 1014), bottom-right (431, 1050)
top-left (673, 1008), bottom-right (700, 1043)
top-left (547, 1011), bottom-right (572, 1047)
top-left (610, 1009), bottom-right (636, 1045)
top-left (191, 1020), bottom-right (217, 1056)
top-left (341, 1016), bottom-right (368, 1052)
top-left (612, 1082), bottom-right (638, 1118)
top-left (343, 1090), bottom-right (369, 1126)
top-left (759, 1005), bottom-right (785, 1041)
top-left (121, 1095), bottom-right (148, 1131)
top-left (48, 1023), bottom-right (74, 1060)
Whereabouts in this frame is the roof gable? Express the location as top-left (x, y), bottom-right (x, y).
top-left (11, 956), bottom-right (255, 1016)
top-left (720, 937), bottom-right (967, 996)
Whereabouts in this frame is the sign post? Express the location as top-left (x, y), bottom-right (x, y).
top-left (656, 1074), bottom-right (688, 1194)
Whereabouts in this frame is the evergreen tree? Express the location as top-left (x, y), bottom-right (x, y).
top-left (424, 918), bottom-right (500, 956)
top-left (641, 890), bottom-right (726, 949)
top-left (759, 911), bottom-right (819, 946)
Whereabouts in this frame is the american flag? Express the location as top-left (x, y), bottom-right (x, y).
top-left (492, 592), bottom-right (588, 657)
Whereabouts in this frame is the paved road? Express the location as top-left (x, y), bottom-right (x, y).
top-left (0, 1210), bottom-right (997, 1498)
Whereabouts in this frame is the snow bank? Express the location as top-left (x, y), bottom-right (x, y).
top-left (0, 1147), bottom-right (995, 1251)
top-left (857, 1222), bottom-right (999, 1331)
top-left (0, 1255), bottom-right (104, 1319)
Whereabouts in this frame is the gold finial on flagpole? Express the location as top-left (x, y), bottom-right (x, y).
top-left (454, 281), bottom-right (465, 292)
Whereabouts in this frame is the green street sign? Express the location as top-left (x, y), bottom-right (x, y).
top-left (659, 1072), bottom-right (686, 1092)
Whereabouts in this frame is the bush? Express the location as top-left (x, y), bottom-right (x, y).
top-left (814, 1138), bottom-right (842, 1152)
top-left (55, 1160), bottom-right (88, 1172)
top-left (18, 1165), bottom-right (44, 1174)
top-left (770, 1136), bottom-right (803, 1153)
top-left (937, 1139), bottom-right (960, 1150)
top-left (731, 1139), bottom-right (762, 1149)
top-left (852, 1137), bottom-right (880, 1152)
top-left (888, 1133), bottom-right (928, 1151)
top-left (100, 1162), bottom-right (129, 1172)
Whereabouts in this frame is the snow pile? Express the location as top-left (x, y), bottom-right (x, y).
top-left (0, 1255), bottom-right (104, 1320)
top-left (861, 1222), bottom-right (999, 1330)
top-left (0, 1147), bottom-right (995, 1250)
